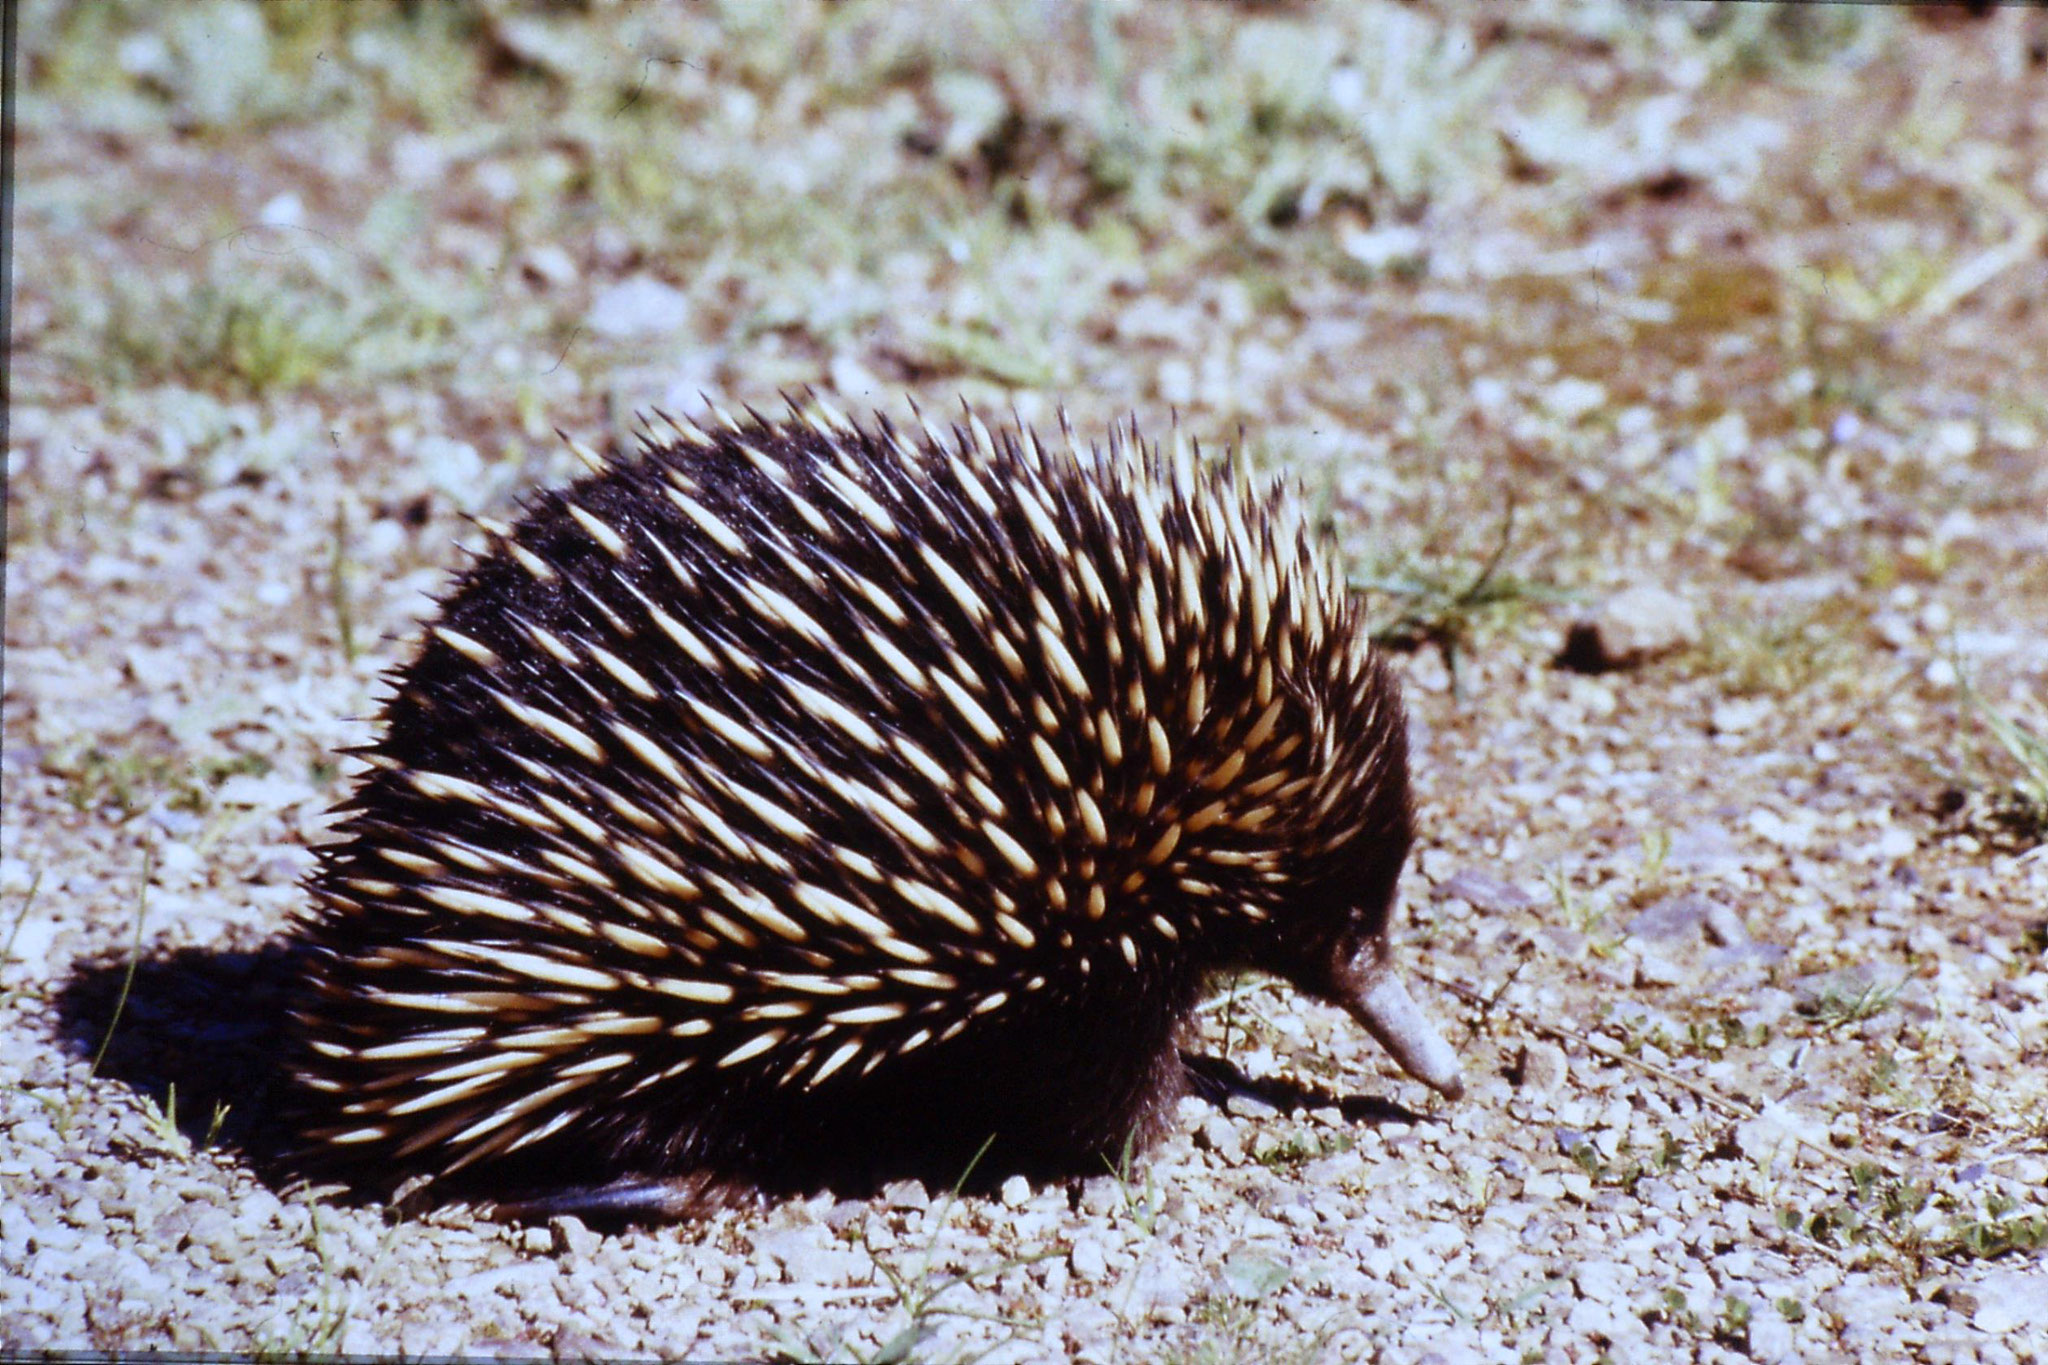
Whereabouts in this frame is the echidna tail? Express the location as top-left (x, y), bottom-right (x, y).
top-left (287, 398), bottom-right (1462, 1221)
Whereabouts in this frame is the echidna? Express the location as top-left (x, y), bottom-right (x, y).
top-left (288, 401), bottom-right (1462, 1220)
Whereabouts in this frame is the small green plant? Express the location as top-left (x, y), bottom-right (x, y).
top-left (1544, 867), bottom-right (1619, 953)
top-left (1209, 971), bottom-right (1252, 1065)
top-left (248, 1204), bottom-right (366, 1359)
top-left (48, 742), bottom-right (179, 818)
top-left (1774, 1295), bottom-right (1806, 1323)
top-left (1801, 975), bottom-right (1904, 1031)
top-left (1352, 501), bottom-right (1567, 690)
top-left (13, 850), bottom-right (152, 1141)
top-left (1862, 1049), bottom-right (1913, 1105)
top-left (1637, 827), bottom-right (1672, 882)
top-left (794, 1138), bottom-right (1052, 1365)
top-left (1690, 599), bottom-right (1859, 699)
top-left (141, 1084), bottom-right (183, 1150)
top-left (46, 740), bottom-right (273, 820)
top-left (1713, 1296), bottom-right (1752, 1351)
top-left (1169, 1281), bottom-right (1335, 1365)
top-left (1564, 1130), bottom-right (1686, 1193)
top-left (90, 272), bottom-right (355, 396)
top-left (84, 849), bottom-right (151, 1089)
top-left (141, 1082), bottom-right (234, 1155)
top-left (1649, 1287), bottom-right (1700, 1333)
top-left (1774, 1166), bottom-right (2048, 1269)
top-left (1251, 1129), bottom-right (1353, 1172)
top-left (1105, 1130), bottom-right (1165, 1239)
top-left (1937, 1191), bottom-right (2048, 1260)
top-left (0, 868), bottom-right (46, 1010)
top-left (328, 501), bottom-right (359, 665)
top-left (1956, 670), bottom-right (2048, 845)
top-left (1487, 1278), bottom-right (1565, 1335)
top-left (1681, 1012), bottom-right (1771, 1060)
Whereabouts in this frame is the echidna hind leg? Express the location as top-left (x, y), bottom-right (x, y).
top-left (485, 1173), bottom-right (751, 1226)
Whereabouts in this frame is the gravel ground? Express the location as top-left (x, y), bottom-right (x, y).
top-left (7, 3), bottom-right (2048, 1360)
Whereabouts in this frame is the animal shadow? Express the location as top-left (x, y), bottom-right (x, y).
top-left (51, 940), bottom-right (304, 1181)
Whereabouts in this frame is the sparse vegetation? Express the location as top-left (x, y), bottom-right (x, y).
top-left (1689, 597), bottom-right (1864, 700)
top-left (1957, 672), bottom-right (2048, 845)
top-left (1352, 504), bottom-right (1571, 689)
top-left (0, 868), bottom-right (47, 1010)
top-left (1561, 1129), bottom-right (1687, 1195)
top-left (43, 739), bottom-right (271, 822)
top-left (764, 1140), bottom-right (1052, 1364)
top-left (1775, 1164), bottom-right (2048, 1272)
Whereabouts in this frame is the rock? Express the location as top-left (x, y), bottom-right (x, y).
top-left (1819, 1278), bottom-right (1907, 1329)
top-left (1956, 1267), bottom-right (2048, 1334)
top-left (1791, 965), bottom-right (1894, 1013)
top-left (999, 1175), bottom-right (1031, 1208)
top-left (1735, 1101), bottom-right (1828, 1169)
top-left (548, 1215), bottom-right (597, 1260)
top-left (1627, 893), bottom-right (1718, 943)
top-left (1069, 1238), bottom-right (1108, 1283)
top-left (1340, 224), bottom-right (1428, 274)
top-left (1710, 697), bottom-right (1773, 735)
top-left (1571, 1257), bottom-right (1632, 1308)
top-left (1220, 1245), bottom-right (1291, 1300)
top-left (880, 1179), bottom-right (929, 1211)
top-left (1077, 1177), bottom-right (1121, 1217)
top-left (1701, 900), bottom-right (1750, 946)
top-left (1665, 821), bottom-right (1742, 875)
top-left (1746, 1312), bottom-right (1798, 1362)
top-left (930, 71), bottom-right (1011, 162)
top-left (521, 245), bottom-right (579, 289)
top-left (822, 1200), bottom-right (867, 1234)
top-left (1633, 952), bottom-right (1688, 987)
top-left (1556, 586), bottom-right (1699, 673)
top-left (1511, 1041), bottom-right (1568, 1095)
top-left (1199, 1115), bottom-right (1246, 1164)
top-left (587, 275), bottom-right (693, 340)
top-left (1434, 869), bottom-right (1536, 914)
top-left (257, 193), bottom-right (305, 229)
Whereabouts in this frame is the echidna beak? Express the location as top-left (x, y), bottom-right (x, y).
top-left (1346, 972), bottom-right (1465, 1101)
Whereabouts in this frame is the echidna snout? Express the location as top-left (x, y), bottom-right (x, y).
top-left (1335, 953), bottom-right (1466, 1101)
top-left (286, 401), bottom-right (1463, 1218)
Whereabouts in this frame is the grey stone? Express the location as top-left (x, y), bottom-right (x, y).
top-left (1514, 1041), bottom-right (1569, 1094)
top-left (1435, 869), bottom-right (1537, 913)
top-left (1702, 900), bottom-right (1751, 946)
top-left (1963, 1268), bottom-right (2048, 1333)
top-left (548, 1214), bottom-right (597, 1260)
top-left (1627, 893), bottom-right (1718, 943)
top-left (1069, 1238), bottom-right (1109, 1283)
top-left (586, 275), bottom-right (692, 340)
top-left (1634, 951), bottom-right (1689, 987)
top-left (880, 1179), bottom-right (930, 1210)
top-left (1557, 586), bottom-right (1700, 672)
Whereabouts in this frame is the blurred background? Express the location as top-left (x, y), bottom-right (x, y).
top-left (16, 0), bottom-right (2048, 766)
top-left (19, 2), bottom-right (2044, 528)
